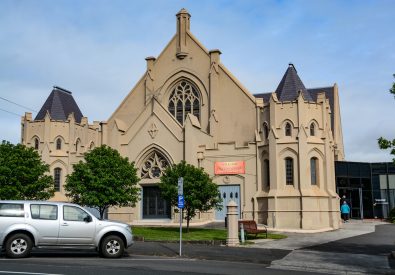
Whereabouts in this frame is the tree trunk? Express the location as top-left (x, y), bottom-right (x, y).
top-left (99, 207), bottom-right (107, 219)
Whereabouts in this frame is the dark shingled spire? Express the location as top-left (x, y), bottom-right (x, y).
top-left (275, 64), bottom-right (313, 102)
top-left (35, 86), bottom-right (83, 123)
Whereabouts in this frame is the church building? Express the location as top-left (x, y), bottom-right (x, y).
top-left (21, 9), bottom-right (345, 230)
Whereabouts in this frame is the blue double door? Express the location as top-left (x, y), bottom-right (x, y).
top-left (215, 185), bottom-right (241, 221)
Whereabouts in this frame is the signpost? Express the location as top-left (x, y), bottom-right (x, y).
top-left (178, 177), bottom-right (184, 256)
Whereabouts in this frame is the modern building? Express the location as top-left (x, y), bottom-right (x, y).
top-left (21, 9), bottom-right (345, 230)
top-left (335, 161), bottom-right (395, 219)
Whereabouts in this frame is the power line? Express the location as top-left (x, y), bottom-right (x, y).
top-left (0, 96), bottom-right (37, 113)
top-left (0, 108), bottom-right (21, 117)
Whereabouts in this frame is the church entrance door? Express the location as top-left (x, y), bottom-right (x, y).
top-left (215, 185), bottom-right (241, 221)
top-left (142, 186), bottom-right (171, 219)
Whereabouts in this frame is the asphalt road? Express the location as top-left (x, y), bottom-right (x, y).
top-left (0, 252), bottom-right (321, 275)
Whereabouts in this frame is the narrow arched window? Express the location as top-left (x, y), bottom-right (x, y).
top-left (56, 138), bottom-right (62, 150)
top-left (168, 80), bottom-right (201, 125)
top-left (310, 123), bottom-right (315, 136)
top-left (34, 138), bottom-right (39, 150)
top-left (311, 157), bottom-right (318, 185)
top-left (54, 168), bottom-right (61, 192)
top-left (285, 123), bottom-right (292, 136)
top-left (263, 123), bottom-right (269, 139)
top-left (75, 139), bottom-right (80, 153)
top-left (264, 159), bottom-right (270, 188)
top-left (285, 157), bottom-right (294, 185)
top-left (89, 142), bottom-right (95, 150)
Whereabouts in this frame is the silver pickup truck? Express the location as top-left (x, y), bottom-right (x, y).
top-left (0, 200), bottom-right (133, 258)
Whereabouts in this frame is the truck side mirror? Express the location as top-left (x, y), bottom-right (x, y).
top-left (84, 215), bottom-right (92, 223)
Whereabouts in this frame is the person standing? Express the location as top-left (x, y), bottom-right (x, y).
top-left (340, 201), bottom-right (351, 222)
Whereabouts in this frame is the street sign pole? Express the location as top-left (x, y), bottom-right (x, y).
top-left (179, 208), bottom-right (182, 256)
top-left (178, 177), bottom-right (184, 257)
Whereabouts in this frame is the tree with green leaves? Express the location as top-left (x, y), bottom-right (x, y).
top-left (159, 161), bottom-right (222, 232)
top-left (0, 140), bottom-right (55, 200)
top-left (65, 145), bottom-right (140, 219)
top-left (378, 74), bottom-right (395, 163)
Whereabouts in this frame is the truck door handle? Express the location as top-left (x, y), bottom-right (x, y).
top-left (61, 223), bottom-right (69, 226)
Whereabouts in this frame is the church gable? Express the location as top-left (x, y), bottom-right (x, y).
top-left (107, 9), bottom-right (259, 146)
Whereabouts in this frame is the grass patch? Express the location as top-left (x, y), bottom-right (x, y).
top-left (132, 227), bottom-right (286, 241)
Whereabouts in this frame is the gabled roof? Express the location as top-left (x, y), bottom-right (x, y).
top-left (35, 86), bottom-right (83, 123)
top-left (275, 64), bottom-right (313, 102)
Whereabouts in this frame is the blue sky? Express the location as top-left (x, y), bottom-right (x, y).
top-left (0, 0), bottom-right (394, 162)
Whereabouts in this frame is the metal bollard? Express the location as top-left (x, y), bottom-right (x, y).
top-left (240, 223), bottom-right (245, 243)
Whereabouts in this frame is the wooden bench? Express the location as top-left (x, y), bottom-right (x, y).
top-left (238, 220), bottom-right (267, 239)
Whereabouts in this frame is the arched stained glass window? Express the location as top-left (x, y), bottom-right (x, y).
top-left (141, 151), bottom-right (170, 179)
top-left (168, 80), bottom-right (201, 125)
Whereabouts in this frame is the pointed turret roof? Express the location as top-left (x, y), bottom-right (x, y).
top-left (275, 64), bottom-right (313, 102)
top-left (35, 86), bottom-right (83, 123)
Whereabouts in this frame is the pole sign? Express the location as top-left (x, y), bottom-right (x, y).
top-left (178, 195), bottom-right (185, 209)
top-left (178, 177), bottom-right (183, 195)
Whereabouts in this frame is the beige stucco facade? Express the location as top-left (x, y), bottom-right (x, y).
top-left (21, 9), bottom-right (345, 230)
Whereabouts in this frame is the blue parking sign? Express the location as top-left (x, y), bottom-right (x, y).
top-left (178, 195), bottom-right (184, 209)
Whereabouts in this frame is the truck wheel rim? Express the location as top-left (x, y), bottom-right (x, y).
top-left (11, 238), bottom-right (27, 255)
top-left (106, 240), bottom-right (120, 255)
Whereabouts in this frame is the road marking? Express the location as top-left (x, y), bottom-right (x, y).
top-left (0, 271), bottom-right (62, 275)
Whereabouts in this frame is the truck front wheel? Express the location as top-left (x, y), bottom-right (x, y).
top-left (100, 235), bottom-right (124, 258)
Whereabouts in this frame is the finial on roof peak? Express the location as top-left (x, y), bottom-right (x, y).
top-left (177, 8), bottom-right (190, 15)
top-left (288, 63), bottom-right (297, 73)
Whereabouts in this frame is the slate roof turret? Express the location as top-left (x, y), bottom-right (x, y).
top-left (275, 64), bottom-right (313, 102)
top-left (35, 86), bottom-right (83, 123)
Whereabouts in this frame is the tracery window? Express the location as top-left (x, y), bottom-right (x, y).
top-left (141, 151), bottom-right (170, 179)
top-left (168, 80), bottom-right (200, 125)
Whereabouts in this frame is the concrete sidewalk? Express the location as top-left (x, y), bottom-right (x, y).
top-left (250, 219), bottom-right (385, 250)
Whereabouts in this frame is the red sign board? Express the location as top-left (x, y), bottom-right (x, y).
top-left (214, 161), bottom-right (245, 175)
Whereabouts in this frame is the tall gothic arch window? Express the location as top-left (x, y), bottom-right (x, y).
top-left (75, 139), bottom-right (80, 153)
top-left (54, 168), bottom-right (61, 192)
top-left (56, 138), bottom-right (62, 150)
top-left (310, 123), bottom-right (315, 136)
top-left (263, 123), bottom-right (269, 139)
top-left (141, 151), bottom-right (170, 179)
top-left (285, 157), bottom-right (294, 185)
top-left (285, 122), bottom-right (292, 137)
top-left (168, 80), bottom-right (201, 125)
top-left (310, 157), bottom-right (318, 185)
top-left (34, 138), bottom-right (39, 150)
